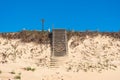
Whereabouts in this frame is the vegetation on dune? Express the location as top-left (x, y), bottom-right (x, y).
top-left (0, 30), bottom-right (120, 44)
top-left (0, 70), bottom-right (2, 74)
top-left (67, 31), bottom-right (120, 41)
top-left (0, 30), bottom-right (51, 44)
top-left (14, 75), bottom-right (21, 79)
top-left (24, 67), bottom-right (36, 71)
top-left (10, 71), bottom-right (15, 74)
top-left (14, 72), bottom-right (21, 80)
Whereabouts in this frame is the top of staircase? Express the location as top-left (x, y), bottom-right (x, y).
top-left (52, 29), bottom-right (68, 57)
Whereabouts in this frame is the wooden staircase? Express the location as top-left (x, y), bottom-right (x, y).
top-left (50, 29), bottom-right (68, 68)
top-left (50, 57), bottom-right (67, 68)
top-left (52, 29), bottom-right (68, 57)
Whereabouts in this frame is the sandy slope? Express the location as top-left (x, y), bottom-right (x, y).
top-left (0, 34), bottom-right (120, 80)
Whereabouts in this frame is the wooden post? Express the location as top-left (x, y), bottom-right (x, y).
top-left (41, 19), bottom-right (44, 31)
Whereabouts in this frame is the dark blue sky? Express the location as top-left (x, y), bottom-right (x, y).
top-left (0, 0), bottom-right (120, 32)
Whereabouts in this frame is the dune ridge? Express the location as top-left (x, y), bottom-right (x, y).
top-left (0, 31), bottom-right (120, 80)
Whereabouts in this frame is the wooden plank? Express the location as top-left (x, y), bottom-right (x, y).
top-left (52, 29), bottom-right (68, 57)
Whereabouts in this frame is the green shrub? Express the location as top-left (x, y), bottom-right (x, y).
top-left (25, 67), bottom-right (31, 71)
top-left (31, 68), bottom-right (35, 72)
top-left (14, 75), bottom-right (21, 79)
top-left (24, 67), bottom-right (36, 71)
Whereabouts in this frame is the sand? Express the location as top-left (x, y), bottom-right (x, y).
top-left (0, 34), bottom-right (120, 80)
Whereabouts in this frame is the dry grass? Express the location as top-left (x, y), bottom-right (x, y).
top-left (0, 30), bottom-right (51, 44)
top-left (67, 31), bottom-right (120, 41)
top-left (0, 30), bottom-right (120, 44)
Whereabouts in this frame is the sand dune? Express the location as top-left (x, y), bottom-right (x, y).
top-left (0, 34), bottom-right (120, 80)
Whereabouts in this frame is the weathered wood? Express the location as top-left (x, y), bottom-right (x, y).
top-left (52, 29), bottom-right (68, 57)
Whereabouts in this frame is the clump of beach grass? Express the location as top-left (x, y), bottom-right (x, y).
top-left (24, 67), bottom-right (36, 71)
top-left (10, 71), bottom-right (15, 74)
top-left (0, 70), bottom-right (2, 74)
top-left (14, 75), bottom-right (21, 80)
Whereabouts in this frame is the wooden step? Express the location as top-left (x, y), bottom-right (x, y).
top-left (52, 29), bottom-right (68, 57)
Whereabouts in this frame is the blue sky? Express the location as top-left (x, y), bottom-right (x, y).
top-left (0, 0), bottom-right (120, 32)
